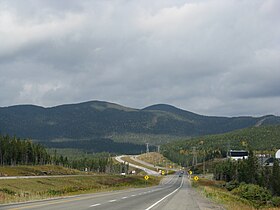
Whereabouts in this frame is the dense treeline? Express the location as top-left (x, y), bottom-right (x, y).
top-left (40, 138), bottom-right (152, 155)
top-left (214, 151), bottom-right (280, 196)
top-left (162, 146), bottom-right (225, 167)
top-left (0, 135), bottom-right (128, 174)
top-left (0, 135), bottom-right (51, 165)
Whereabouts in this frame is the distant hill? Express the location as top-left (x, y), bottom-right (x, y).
top-left (0, 101), bottom-right (280, 153)
top-left (143, 104), bottom-right (280, 135)
top-left (163, 125), bottom-right (280, 152)
top-left (161, 125), bottom-right (280, 166)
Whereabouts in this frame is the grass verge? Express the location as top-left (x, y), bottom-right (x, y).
top-left (0, 165), bottom-right (84, 176)
top-left (0, 175), bottom-right (161, 204)
top-left (192, 178), bottom-right (280, 210)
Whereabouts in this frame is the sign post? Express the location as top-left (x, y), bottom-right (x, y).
top-left (193, 176), bottom-right (199, 181)
top-left (188, 170), bottom-right (193, 178)
top-left (144, 175), bottom-right (149, 186)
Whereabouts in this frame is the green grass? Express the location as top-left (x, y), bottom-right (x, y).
top-left (0, 175), bottom-right (161, 204)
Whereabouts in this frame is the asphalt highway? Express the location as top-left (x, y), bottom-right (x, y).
top-left (0, 174), bottom-right (224, 210)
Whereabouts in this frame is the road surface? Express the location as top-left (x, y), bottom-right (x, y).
top-left (0, 174), bottom-right (224, 210)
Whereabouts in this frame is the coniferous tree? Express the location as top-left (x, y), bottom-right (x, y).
top-left (271, 159), bottom-right (280, 195)
top-left (246, 150), bottom-right (259, 184)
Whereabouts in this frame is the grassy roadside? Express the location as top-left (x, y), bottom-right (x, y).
top-left (0, 175), bottom-right (161, 204)
top-left (121, 156), bottom-right (158, 172)
top-left (137, 152), bottom-right (179, 169)
top-left (121, 152), bottom-right (178, 173)
top-left (192, 177), bottom-right (280, 210)
top-left (0, 165), bottom-right (84, 176)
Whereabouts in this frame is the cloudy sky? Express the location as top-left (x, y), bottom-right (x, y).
top-left (0, 0), bottom-right (279, 116)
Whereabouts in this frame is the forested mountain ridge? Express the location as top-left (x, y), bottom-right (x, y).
top-left (0, 101), bottom-right (280, 144)
top-left (161, 125), bottom-right (280, 167)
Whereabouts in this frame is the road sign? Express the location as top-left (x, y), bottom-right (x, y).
top-left (161, 170), bottom-right (165, 175)
top-left (188, 170), bottom-right (193, 175)
top-left (193, 176), bottom-right (199, 181)
top-left (144, 175), bottom-right (149, 180)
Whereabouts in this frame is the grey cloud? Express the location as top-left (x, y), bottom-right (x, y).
top-left (0, 0), bottom-right (280, 116)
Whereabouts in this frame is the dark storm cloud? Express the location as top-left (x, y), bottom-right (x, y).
top-left (0, 0), bottom-right (279, 116)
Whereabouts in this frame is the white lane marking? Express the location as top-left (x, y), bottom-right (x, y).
top-left (121, 196), bottom-right (128, 199)
top-left (144, 177), bottom-right (184, 210)
top-left (108, 199), bottom-right (117, 202)
top-left (131, 194), bottom-right (136, 197)
top-left (90, 203), bottom-right (101, 207)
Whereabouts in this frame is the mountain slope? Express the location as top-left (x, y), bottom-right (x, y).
top-left (161, 125), bottom-right (280, 166)
top-left (143, 104), bottom-right (280, 135)
top-left (0, 101), bottom-right (280, 145)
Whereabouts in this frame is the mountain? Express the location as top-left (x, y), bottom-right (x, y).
top-left (143, 104), bottom-right (280, 134)
top-left (0, 101), bottom-right (280, 153)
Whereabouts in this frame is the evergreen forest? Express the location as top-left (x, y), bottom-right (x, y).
top-left (0, 135), bottom-right (128, 174)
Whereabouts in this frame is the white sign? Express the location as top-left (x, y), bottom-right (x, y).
top-left (276, 149), bottom-right (280, 159)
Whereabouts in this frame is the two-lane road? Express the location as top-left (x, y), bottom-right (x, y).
top-left (0, 174), bottom-right (224, 210)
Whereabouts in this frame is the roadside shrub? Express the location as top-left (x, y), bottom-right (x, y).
top-left (271, 196), bottom-right (280, 207)
top-left (232, 183), bottom-right (272, 205)
top-left (225, 180), bottom-right (240, 191)
top-left (190, 166), bottom-right (202, 174)
top-left (0, 188), bottom-right (15, 195)
top-left (63, 186), bottom-right (85, 193)
top-left (47, 189), bottom-right (63, 196)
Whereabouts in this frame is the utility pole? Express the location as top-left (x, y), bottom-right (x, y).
top-left (157, 145), bottom-right (160, 153)
top-left (192, 147), bottom-right (197, 166)
top-left (146, 143), bottom-right (149, 157)
top-left (146, 143), bottom-right (149, 153)
top-left (203, 149), bottom-right (206, 175)
top-left (200, 141), bottom-right (206, 175)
